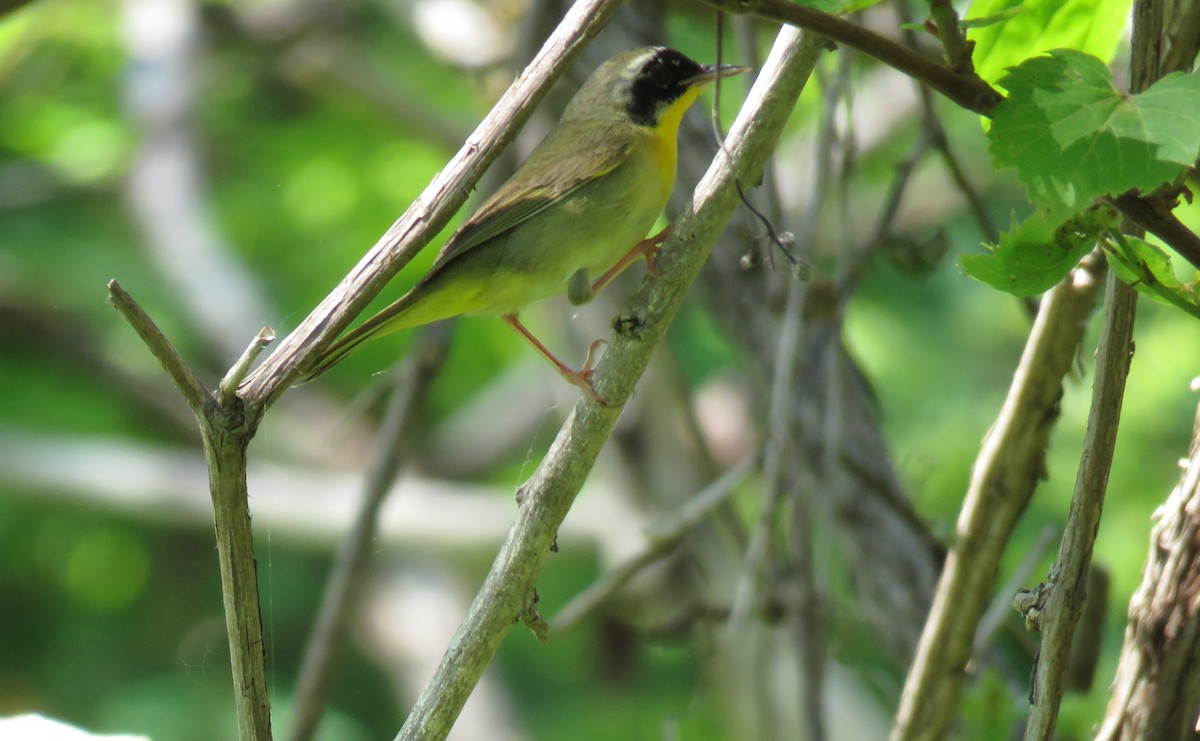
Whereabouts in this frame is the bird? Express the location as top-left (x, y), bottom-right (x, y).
top-left (300, 47), bottom-right (749, 402)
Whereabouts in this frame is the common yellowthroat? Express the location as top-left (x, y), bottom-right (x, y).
top-left (301, 47), bottom-right (748, 401)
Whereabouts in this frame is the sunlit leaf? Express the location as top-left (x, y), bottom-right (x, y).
top-left (967, 0), bottom-right (1130, 85)
top-left (989, 50), bottom-right (1200, 215)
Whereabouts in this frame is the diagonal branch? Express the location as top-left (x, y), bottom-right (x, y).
top-left (700, 0), bottom-right (1002, 114)
top-left (108, 280), bottom-right (211, 415)
top-left (393, 26), bottom-right (826, 741)
top-left (1023, 274), bottom-right (1137, 740)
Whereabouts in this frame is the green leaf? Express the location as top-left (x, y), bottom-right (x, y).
top-left (967, 0), bottom-right (1130, 86)
top-left (1106, 235), bottom-right (1198, 312)
top-left (988, 50), bottom-right (1200, 215)
top-left (960, 210), bottom-right (1102, 296)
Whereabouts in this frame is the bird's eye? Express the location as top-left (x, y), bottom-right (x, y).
top-left (648, 65), bottom-right (670, 89)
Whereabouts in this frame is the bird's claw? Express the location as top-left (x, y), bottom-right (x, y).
top-left (563, 339), bottom-right (613, 406)
top-left (641, 225), bottom-right (673, 277)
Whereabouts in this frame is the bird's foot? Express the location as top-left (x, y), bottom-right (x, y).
top-left (561, 339), bottom-right (612, 406)
top-left (589, 225), bottom-right (675, 295)
top-left (639, 224), bottom-right (673, 277)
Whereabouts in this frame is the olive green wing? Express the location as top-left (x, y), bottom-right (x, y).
top-left (430, 123), bottom-right (635, 271)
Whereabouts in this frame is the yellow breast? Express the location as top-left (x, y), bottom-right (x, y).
top-left (648, 85), bottom-right (702, 192)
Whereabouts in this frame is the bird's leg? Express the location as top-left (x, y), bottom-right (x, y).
top-left (588, 224), bottom-right (674, 297)
top-left (503, 314), bottom-right (609, 405)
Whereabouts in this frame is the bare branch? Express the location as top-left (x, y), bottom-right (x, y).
top-left (926, 0), bottom-right (973, 72)
top-left (552, 455), bottom-right (756, 633)
top-left (1025, 7), bottom-right (1166, 733)
top-left (700, 0), bottom-right (1002, 114)
top-left (219, 328), bottom-right (275, 406)
top-left (202, 420), bottom-right (273, 741)
top-left (107, 280), bottom-right (211, 415)
top-left (1098, 391), bottom-right (1200, 739)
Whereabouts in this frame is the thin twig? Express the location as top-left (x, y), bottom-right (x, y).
top-left (219, 328), bottom-right (275, 407)
top-left (290, 325), bottom-right (452, 741)
top-left (107, 280), bottom-right (211, 415)
top-left (1024, 4), bottom-right (1163, 731)
top-left (552, 456), bottom-right (756, 633)
top-left (926, 0), bottom-right (973, 72)
top-left (109, 280), bottom-right (274, 741)
top-left (700, 0), bottom-right (1002, 114)
top-left (394, 28), bottom-right (825, 741)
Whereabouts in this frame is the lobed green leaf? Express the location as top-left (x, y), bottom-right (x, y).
top-left (1106, 235), bottom-right (1200, 315)
top-left (989, 49), bottom-right (1200, 215)
top-left (960, 208), bottom-right (1114, 296)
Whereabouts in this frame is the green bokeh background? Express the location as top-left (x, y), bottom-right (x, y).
top-left (1, 0), bottom-right (1197, 738)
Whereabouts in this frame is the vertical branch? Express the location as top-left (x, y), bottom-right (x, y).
top-left (1022, 276), bottom-right (1137, 740)
top-left (109, 280), bottom-right (273, 740)
top-left (926, 0), bottom-right (973, 72)
top-left (1097, 393), bottom-right (1200, 739)
top-left (203, 420), bottom-right (274, 741)
top-left (1022, 2), bottom-right (1178, 733)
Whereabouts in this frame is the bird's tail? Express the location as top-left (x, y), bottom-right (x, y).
top-left (295, 291), bottom-right (421, 384)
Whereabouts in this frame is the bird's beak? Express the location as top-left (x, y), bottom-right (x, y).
top-left (685, 63), bottom-right (752, 87)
